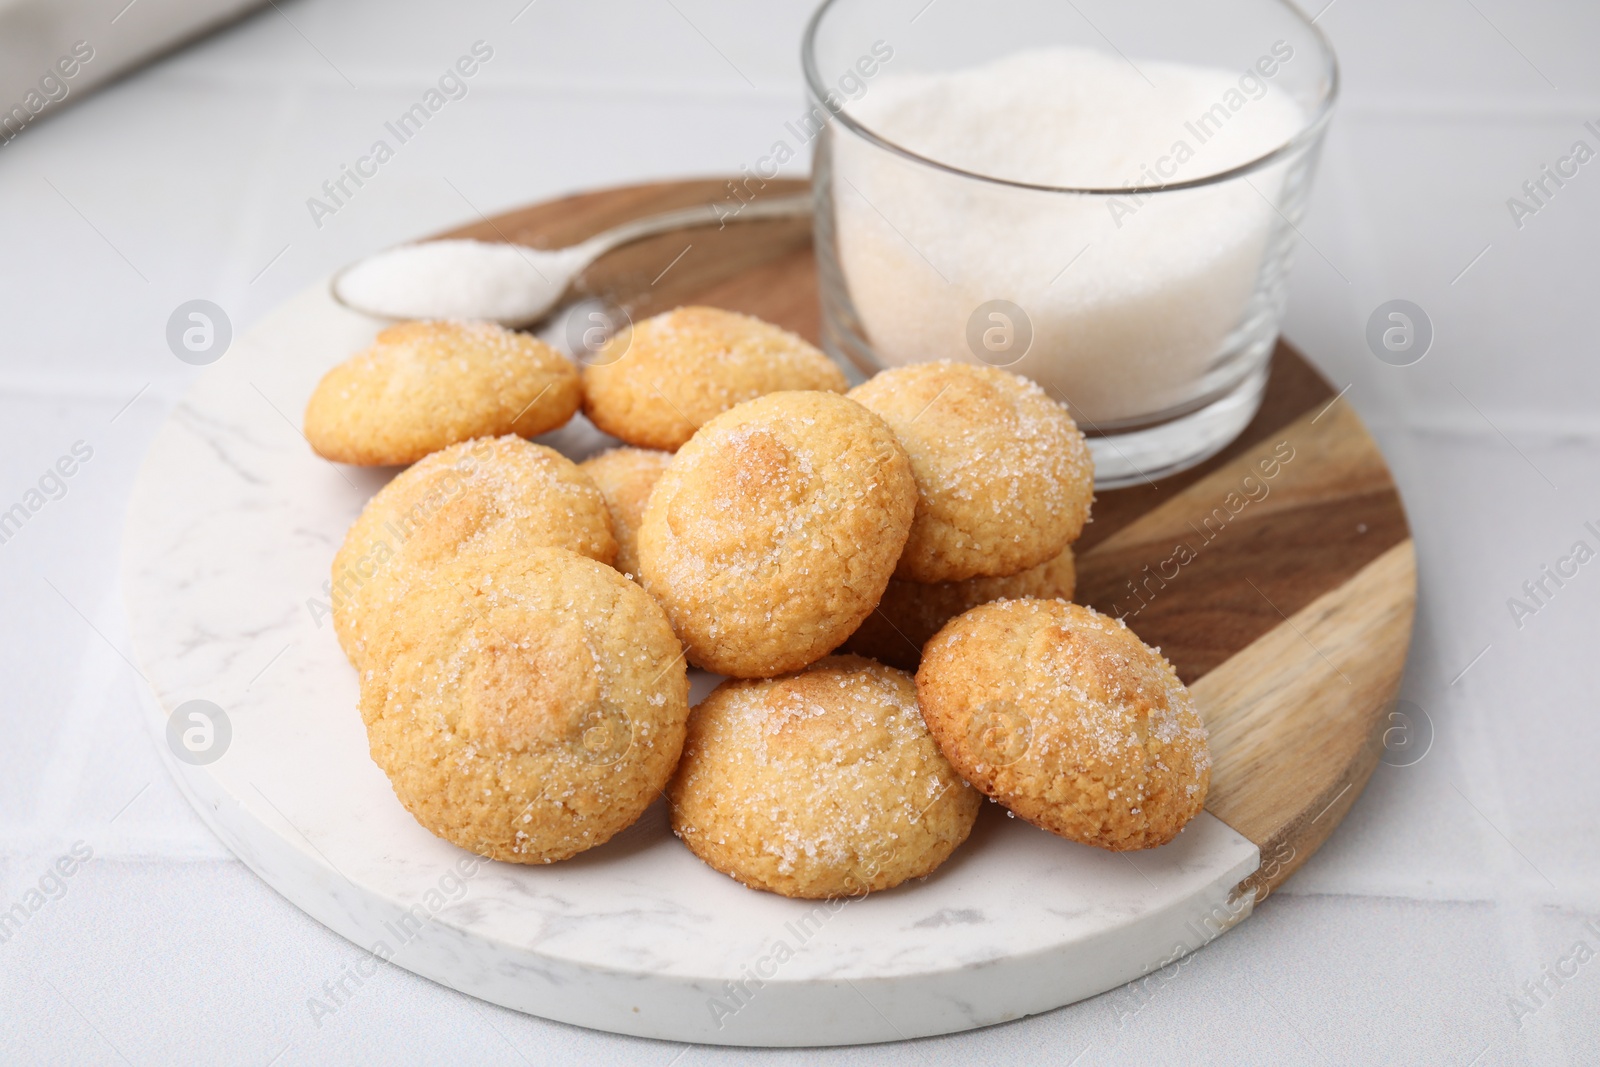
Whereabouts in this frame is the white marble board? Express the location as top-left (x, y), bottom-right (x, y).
top-left (120, 280), bottom-right (1258, 1046)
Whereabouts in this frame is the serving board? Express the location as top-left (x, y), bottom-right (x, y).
top-left (122, 178), bottom-right (1414, 1046)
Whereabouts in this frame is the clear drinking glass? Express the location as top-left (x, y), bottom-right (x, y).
top-left (803, 0), bottom-right (1338, 487)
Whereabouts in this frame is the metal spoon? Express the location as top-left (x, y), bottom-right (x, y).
top-left (330, 192), bottom-right (812, 328)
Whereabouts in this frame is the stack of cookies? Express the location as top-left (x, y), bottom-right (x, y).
top-left (306, 306), bottom-right (1210, 900)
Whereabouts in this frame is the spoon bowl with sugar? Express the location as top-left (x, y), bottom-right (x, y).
top-left (330, 193), bottom-right (812, 329)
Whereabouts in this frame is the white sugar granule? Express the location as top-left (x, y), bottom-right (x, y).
top-left (835, 47), bottom-right (1306, 423)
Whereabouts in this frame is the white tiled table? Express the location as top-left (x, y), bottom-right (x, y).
top-left (2, 1), bottom-right (1597, 1063)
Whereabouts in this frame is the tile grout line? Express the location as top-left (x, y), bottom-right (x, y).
top-left (1446, 655), bottom-right (1571, 1063)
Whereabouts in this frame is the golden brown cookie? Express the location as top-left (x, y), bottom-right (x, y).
top-left (842, 543), bottom-right (1075, 670)
top-left (331, 436), bottom-right (615, 670)
top-left (916, 599), bottom-right (1209, 851)
top-left (637, 391), bottom-right (916, 678)
top-left (582, 306), bottom-right (849, 451)
top-left (360, 547), bottom-right (689, 864)
top-left (305, 320), bottom-right (581, 466)
top-left (669, 655), bottom-right (980, 898)
top-left (578, 446), bottom-right (672, 581)
top-left (847, 362), bottom-right (1093, 582)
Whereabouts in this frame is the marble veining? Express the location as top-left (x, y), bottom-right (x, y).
top-left (121, 282), bottom-right (1261, 1045)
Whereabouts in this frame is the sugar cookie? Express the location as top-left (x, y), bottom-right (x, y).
top-left (669, 656), bottom-right (980, 898)
top-left (637, 391), bottom-right (916, 677)
top-left (360, 548), bottom-right (689, 864)
top-left (305, 320), bottom-right (581, 466)
top-left (842, 543), bottom-right (1075, 670)
top-left (847, 362), bottom-right (1092, 582)
top-left (582, 306), bottom-right (848, 451)
top-left (331, 436), bottom-right (615, 670)
top-left (578, 446), bottom-right (672, 581)
top-left (916, 598), bottom-right (1209, 851)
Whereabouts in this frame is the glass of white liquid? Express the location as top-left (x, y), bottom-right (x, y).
top-left (803, 0), bottom-right (1337, 486)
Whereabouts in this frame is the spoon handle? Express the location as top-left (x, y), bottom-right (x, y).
top-left (569, 191), bottom-right (812, 262)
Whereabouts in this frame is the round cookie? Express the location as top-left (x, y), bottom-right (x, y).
top-left (669, 655), bottom-right (981, 898)
top-left (582, 306), bottom-right (849, 451)
top-left (842, 543), bottom-right (1075, 670)
top-left (847, 362), bottom-right (1093, 583)
top-left (305, 320), bottom-right (581, 466)
top-left (637, 391), bottom-right (917, 678)
top-left (916, 599), bottom-right (1210, 851)
top-left (332, 436), bottom-right (616, 671)
top-left (578, 446), bottom-right (672, 581)
top-left (360, 547), bottom-right (690, 864)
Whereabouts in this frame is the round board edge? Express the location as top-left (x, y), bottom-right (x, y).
top-left (117, 175), bottom-right (1416, 1047)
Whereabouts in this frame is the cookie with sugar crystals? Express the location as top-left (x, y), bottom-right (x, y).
top-left (360, 547), bottom-right (689, 864)
top-left (305, 319), bottom-right (581, 466)
top-left (582, 306), bottom-right (849, 451)
top-left (842, 543), bottom-right (1075, 670)
top-left (332, 436), bottom-right (615, 671)
top-left (916, 598), bottom-right (1210, 851)
top-left (669, 655), bottom-right (981, 898)
top-left (847, 361), bottom-right (1092, 583)
top-left (636, 390), bottom-right (916, 678)
top-left (578, 446), bottom-right (672, 581)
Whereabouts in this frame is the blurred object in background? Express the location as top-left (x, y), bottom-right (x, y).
top-left (0, 0), bottom-right (264, 145)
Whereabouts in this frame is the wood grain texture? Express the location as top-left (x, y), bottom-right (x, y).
top-left (438, 178), bottom-right (1416, 901)
top-left (1193, 540), bottom-right (1415, 899)
top-left (1074, 402), bottom-right (1409, 682)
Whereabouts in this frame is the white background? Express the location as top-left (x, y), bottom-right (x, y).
top-left (2, 0), bottom-right (1598, 1063)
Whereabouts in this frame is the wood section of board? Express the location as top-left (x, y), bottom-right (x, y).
top-left (438, 178), bottom-right (1416, 901)
top-left (1072, 402), bottom-right (1409, 682)
top-left (1193, 540), bottom-right (1415, 900)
